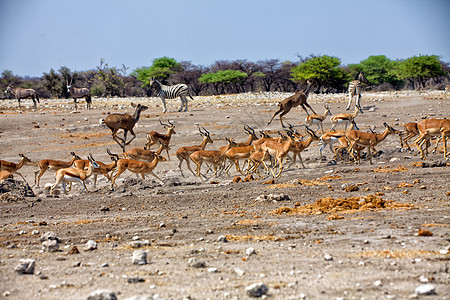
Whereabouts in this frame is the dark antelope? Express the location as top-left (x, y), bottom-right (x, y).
top-left (103, 103), bottom-right (148, 152)
top-left (5, 77), bottom-right (39, 109)
top-left (66, 78), bottom-right (92, 110)
top-left (267, 79), bottom-right (316, 127)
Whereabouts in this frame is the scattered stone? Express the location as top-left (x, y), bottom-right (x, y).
top-left (100, 206), bottom-right (110, 212)
top-left (129, 240), bottom-right (150, 248)
top-left (132, 250), bottom-right (148, 265)
top-left (234, 267), bottom-right (245, 276)
top-left (414, 284), bottom-right (436, 295)
top-left (246, 283), bottom-right (268, 297)
top-left (188, 257), bottom-right (206, 268)
top-left (217, 235), bottom-right (228, 243)
top-left (374, 280), bottom-right (383, 287)
top-left (14, 259), bottom-right (36, 274)
top-left (68, 246), bottom-right (79, 255)
top-left (419, 185), bottom-right (427, 190)
top-left (208, 267), bottom-right (219, 273)
top-left (389, 157), bottom-right (400, 162)
top-left (42, 240), bottom-right (59, 252)
top-left (246, 247), bottom-right (256, 256)
top-left (324, 254), bottom-right (333, 261)
top-left (84, 240), bottom-right (98, 251)
top-left (343, 184), bottom-right (358, 192)
top-left (41, 231), bottom-right (60, 242)
top-left (87, 289), bottom-right (118, 300)
top-left (127, 277), bottom-right (145, 283)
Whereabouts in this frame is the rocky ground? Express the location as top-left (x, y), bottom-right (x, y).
top-left (0, 90), bottom-right (449, 300)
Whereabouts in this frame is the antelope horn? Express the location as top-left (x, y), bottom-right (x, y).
top-left (168, 119), bottom-right (174, 126)
top-left (202, 127), bottom-right (210, 136)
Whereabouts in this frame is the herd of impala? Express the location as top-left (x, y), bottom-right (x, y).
top-left (0, 94), bottom-right (448, 196)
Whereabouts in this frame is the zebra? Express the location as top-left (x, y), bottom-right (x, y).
top-left (149, 77), bottom-right (193, 113)
top-left (346, 71), bottom-right (368, 113)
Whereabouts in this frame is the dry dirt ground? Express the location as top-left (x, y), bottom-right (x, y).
top-left (0, 91), bottom-right (449, 300)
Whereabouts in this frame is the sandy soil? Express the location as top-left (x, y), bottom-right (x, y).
top-left (0, 91), bottom-right (449, 300)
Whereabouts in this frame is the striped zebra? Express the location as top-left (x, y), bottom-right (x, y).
top-left (346, 71), bottom-right (368, 112)
top-left (149, 77), bottom-right (193, 113)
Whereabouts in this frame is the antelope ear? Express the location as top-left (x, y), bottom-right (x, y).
top-left (131, 102), bottom-right (136, 108)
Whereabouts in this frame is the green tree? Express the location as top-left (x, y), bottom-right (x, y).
top-left (132, 57), bottom-right (182, 86)
top-left (199, 70), bottom-right (248, 94)
top-left (394, 55), bottom-right (445, 89)
top-left (291, 55), bottom-right (349, 91)
top-left (349, 55), bottom-right (399, 86)
top-left (42, 69), bottom-right (64, 98)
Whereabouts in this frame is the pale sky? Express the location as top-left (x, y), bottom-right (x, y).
top-left (0, 0), bottom-right (449, 77)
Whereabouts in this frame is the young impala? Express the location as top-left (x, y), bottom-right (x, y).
top-left (414, 118), bottom-right (449, 160)
top-left (34, 152), bottom-right (81, 187)
top-left (0, 154), bottom-right (33, 182)
top-left (176, 127), bottom-right (213, 177)
top-left (305, 104), bottom-right (332, 134)
top-left (145, 119), bottom-right (176, 159)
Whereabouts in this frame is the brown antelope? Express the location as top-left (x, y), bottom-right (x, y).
top-left (445, 86), bottom-right (450, 94)
top-left (346, 71), bottom-right (368, 111)
top-left (318, 120), bottom-right (358, 157)
top-left (50, 154), bottom-right (99, 196)
top-left (414, 118), bottom-right (449, 160)
top-left (66, 78), bottom-right (92, 110)
top-left (5, 77), bottom-right (40, 109)
top-left (0, 170), bottom-right (14, 181)
top-left (190, 138), bottom-right (235, 180)
top-left (145, 119), bottom-right (176, 159)
top-left (34, 152), bottom-right (81, 187)
top-left (0, 154), bottom-right (32, 182)
top-left (345, 122), bottom-right (397, 164)
top-left (305, 104), bottom-right (332, 134)
top-left (103, 103), bottom-right (148, 152)
top-left (72, 150), bottom-right (119, 188)
top-left (330, 107), bottom-right (360, 131)
top-left (260, 130), bottom-right (296, 178)
top-left (176, 127), bottom-right (213, 177)
top-left (287, 127), bottom-right (319, 169)
top-left (123, 143), bottom-right (170, 162)
top-left (397, 122), bottom-right (432, 153)
top-left (267, 79), bottom-right (316, 127)
top-left (110, 152), bottom-right (167, 186)
top-left (334, 135), bottom-right (366, 161)
top-left (235, 125), bottom-right (258, 147)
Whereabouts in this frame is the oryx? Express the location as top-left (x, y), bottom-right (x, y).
top-left (66, 78), bottom-right (92, 110)
top-left (5, 77), bottom-right (40, 109)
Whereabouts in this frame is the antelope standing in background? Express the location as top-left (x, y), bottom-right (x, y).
top-left (145, 119), bottom-right (176, 159)
top-left (305, 104), bottom-right (332, 134)
top-left (66, 78), bottom-right (92, 110)
top-left (346, 71), bottom-right (368, 112)
top-left (103, 103), bottom-right (148, 152)
top-left (149, 77), bottom-right (194, 113)
top-left (5, 77), bottom-right (39, 109)
top-left (267, 79), bottom-right (316, 127)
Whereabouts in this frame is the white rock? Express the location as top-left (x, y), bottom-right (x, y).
top-left (324, 254), bottom-right (333, 261)
top-left (84, 240), bottom-right (98, 251)
top-left (415, 284), bottom-right (436, 295)
top-left (208, 267), bottom-right (219, 273)
top-left (217, 235), bottom-right (228, 242)
top-left (132, 250), bottom-right (147, 265)
top-left (246, 282), bottom-right (268, 297)
top-left (246, 247), bottom-right (257, 256)
top-left (87, 289), bottom-right (118, 300)
top-left (374, 280), bottom-right (383, 287)
top-left (234, 267), bottom-right (245, 276)
top-left (42, 240), bottom-right (59, 252)
top-left (419, 275), bottom-right (428, 283)
top-left (14, 259), bottom-right (35, 274)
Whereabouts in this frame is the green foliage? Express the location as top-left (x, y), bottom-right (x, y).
top-left (349, 55), bottom-right (399, 85)
top-left (42, 69), bottom-right (64, 98)
top-left (199, 69), bottom-right (248, 84)
top-left (291, 55), bottom-right (349, 90)
top-left (132, 57), bottom-right (182, 86)
top-left (95, 59), bottom-right (125, 97)
top-left (393, 55), bottom-right (445, 89)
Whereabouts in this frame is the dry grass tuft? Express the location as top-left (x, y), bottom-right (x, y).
top-left (372, 165), bottom-right (409, 173)
top-left (350, 249), bottom-right (439, 259)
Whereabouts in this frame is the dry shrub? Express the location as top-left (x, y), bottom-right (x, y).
top-left (272, 194), bottom-right (414, 216)
top-left (327, 214), bottom-right (344, 220)
top-left (418, 229), bottom-right (433, 236)
top-left (263, 179), bottom-right (275, 185)
top-left (372, 165), bottom-right (409, 173)
top-left (297, 179), bottom-right (327, 186)
top-left (232, 176), bottom-right (243, 183)
top-left (226, 234), bottom-right (284, 242)
top-left (59, 132), bottom-right (109, 140)
top-left (397, 183), bottom-right (414, 188)
top-left (319, 175), bottom-right (342, 181)
top-left (235, 219), bottom-right (261, 225)
top-left (421, 223), bottom-right (449, 227)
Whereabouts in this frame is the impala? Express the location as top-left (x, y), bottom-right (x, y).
top-left (103, 103), bottom-right (148, 151)
top-left (287, 127), bottom-right (319, 169)
top-left (345, 122), bottom-right (397, 164)
top-left (318, 120), bottom-right (358, 158)
top-left (414, 118), bottom-right (449, 160)
top-left (0, 154), bottom-right (32, 182)
top-left (72, 150), bottom-right (119, 188)
top-left (50, 154), bottom-right (99, 196)
top-left (190, 138), bottom-right (235, 180)
top-left (34, 152), bottom-right (81, 187)
top-left (176, 127), bottom-right (214, 177)
top-left (330, 107), bottom-right (360, 131)
top-left (145, 119), bottom-right (176, 159)
top-left (260, 130), bottom-right (296, 178)
top-left (0, 171), bottom-right (14, 181)
top-left (305, 104), bottom-right (332, 134)
top-left (110, 152), bottom-right (167, 186)
top-left (267, 79), bottom-right (316, 127)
